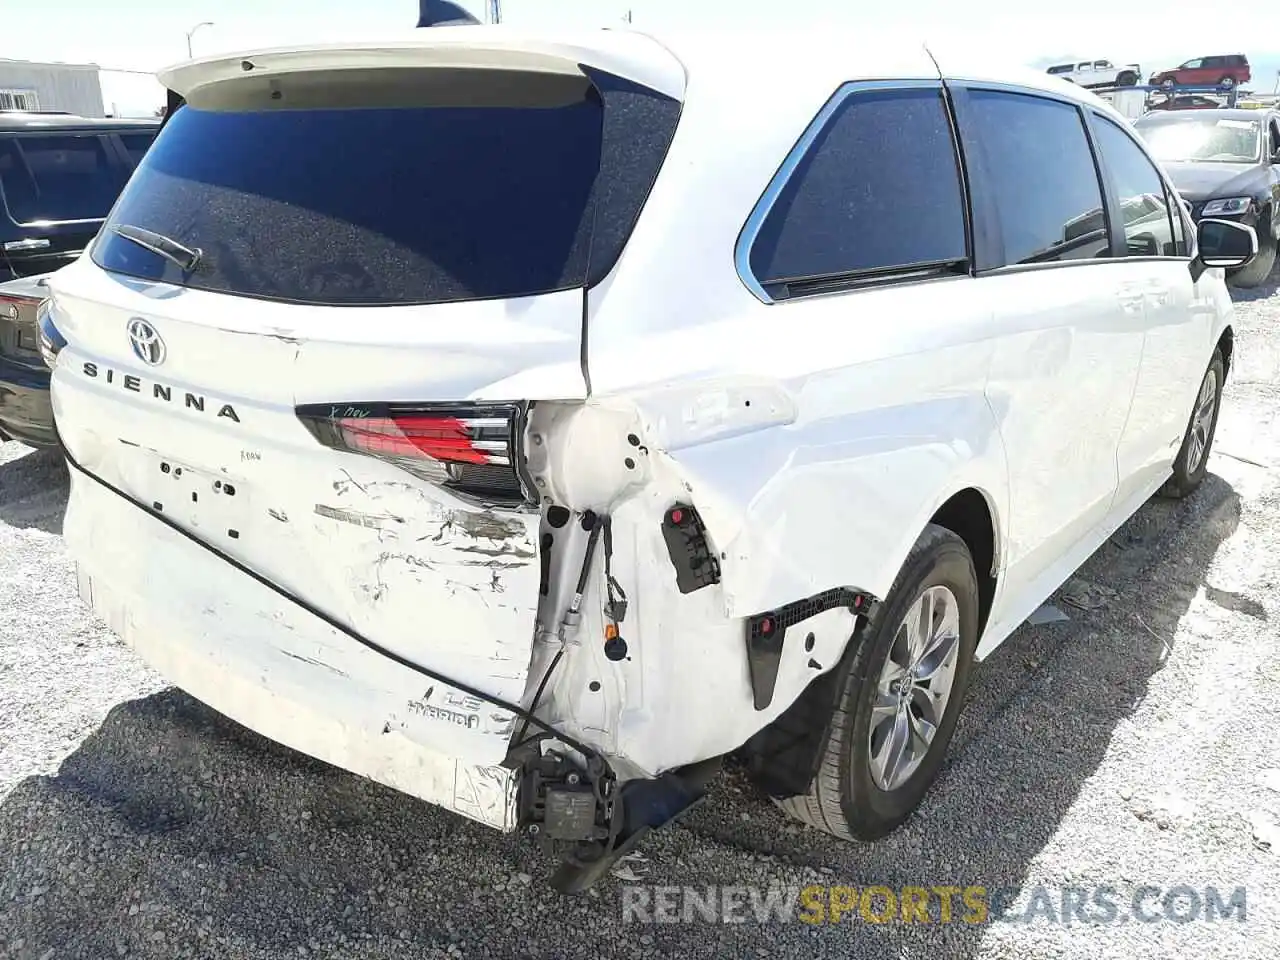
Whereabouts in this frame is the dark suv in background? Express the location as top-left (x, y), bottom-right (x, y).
top-left (1150, 54), bottom-right (1251, 89)
top-left (1, 113), bottom-right (158, 280)
top-left (0, 112), bottom-right (158, 445)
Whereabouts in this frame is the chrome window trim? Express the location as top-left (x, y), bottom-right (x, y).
top-left (734, 78), bottom-right (947, 305)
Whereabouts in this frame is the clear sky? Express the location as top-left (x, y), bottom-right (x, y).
top-left (6, 0), bottom-right (1280, 115)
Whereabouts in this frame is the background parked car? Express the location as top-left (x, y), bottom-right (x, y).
top-left (0, 112), bottom-right (158, 446)
top-left (1146, 94), bottom-right (1223, 112)
top-left (1150, 54), bottom-right (1251, 90)
top-left (1, 113), bottom-right (158, 281)
top-left (1046, 59), bottom-right (1142, 88)
top-left (1134, 108), bottom-right (1280, 286)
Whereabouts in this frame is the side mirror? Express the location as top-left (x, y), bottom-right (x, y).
top-left (1192, 218), bottom-right (1257, 280)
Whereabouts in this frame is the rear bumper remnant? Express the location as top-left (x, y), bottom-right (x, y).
top-left (67, 465), bottom-right (528, 831)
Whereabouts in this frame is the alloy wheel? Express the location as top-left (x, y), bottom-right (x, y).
top-left (868, 585), bottom-right (962, 792)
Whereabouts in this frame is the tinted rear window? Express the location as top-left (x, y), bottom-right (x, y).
top-left (0, 134), bottom-right (124, 225)
top-left (749, 86), bottom-right (968, 292)
top-left (119, 132), bottom-right (156, 169)
top-left (92, 68), bottom-right (679, 307)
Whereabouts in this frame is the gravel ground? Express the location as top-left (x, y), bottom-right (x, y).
top-left (3, 267), bottom-right (1280, 959)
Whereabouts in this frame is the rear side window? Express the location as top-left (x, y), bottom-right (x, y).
top-left (119, 132), bottom-right (156, 169)
top-left (92, 68), bottom-right (679, 307)
top-left (1092, 116), bottom-right (1184, 257)
top-left (958, 90), bottom-right (1109, 265)
top-left (747, 85), bottom-right (968, 297)
top-left (0, 134), bottom-right (124, 225)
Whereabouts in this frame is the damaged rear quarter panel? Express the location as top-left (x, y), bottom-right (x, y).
top-left (554, 272), bottom-right (1011, 769)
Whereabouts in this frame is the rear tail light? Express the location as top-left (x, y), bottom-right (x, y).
top-left (0, 293), bottom-right (44, 361)
top-left (296, 402), bottom-right (531, 504)
top-left (0, 293), bottom-right (40, 319)
top-left (36, 298), bottom-right (66, 370)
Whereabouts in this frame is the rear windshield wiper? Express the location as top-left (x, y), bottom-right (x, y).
top-left (110, 224), bottom-right (203, 272)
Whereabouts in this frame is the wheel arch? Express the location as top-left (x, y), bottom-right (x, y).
top-left (928, 486), bottom-right (1000, 635)
top-left (1218, 324), bottom-right (1234, 379)
top-left (737, 478), bottom-right (1005, 799)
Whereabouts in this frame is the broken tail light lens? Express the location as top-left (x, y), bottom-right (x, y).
top-left (296, 402), bottom-right (531, 504)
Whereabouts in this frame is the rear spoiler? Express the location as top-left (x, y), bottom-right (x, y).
top-left (158, 0), bottom-right (481, 129)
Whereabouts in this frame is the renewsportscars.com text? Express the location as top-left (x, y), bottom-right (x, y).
top-left (620, 884), bottom-right (1248, 926)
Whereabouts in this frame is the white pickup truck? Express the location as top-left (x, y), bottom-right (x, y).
top-left (1046, 59), bottom-right (1142, 88)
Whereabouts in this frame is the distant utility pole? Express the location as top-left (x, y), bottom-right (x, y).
top-left (625, 9), bottom-right (633, 23)
top-left (186, 21), bottom-right (214, 58)
top-left (489, 0), bottom-right (501, 23)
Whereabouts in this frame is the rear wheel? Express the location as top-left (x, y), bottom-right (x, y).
top-left (776, 525), bottom-right (979, 840)
top-left (1159, 348), bottom-right (1225, 499)
top-left (1227, 236), bottom-right (1277, 289)
top-left (1117, 71), bottom-right (1138, 86)
top-left (1219, 75), bottom-right (1236, 89)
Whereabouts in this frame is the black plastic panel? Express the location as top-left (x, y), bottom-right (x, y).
top-left (744, 588), bottom-right (877, 711)
top-left (660, 503), bottom-right (721, 594)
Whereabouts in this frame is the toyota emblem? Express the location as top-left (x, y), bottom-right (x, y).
top-left (127, 318), bottom-right (166, 366)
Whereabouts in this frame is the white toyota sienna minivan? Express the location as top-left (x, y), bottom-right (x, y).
top-left (42, 27), bottom-right (1258, 891)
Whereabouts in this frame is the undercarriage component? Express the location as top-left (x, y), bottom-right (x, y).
top-left (744, 588), bottom-right (878, 710)
top-left (515, 741), bottom-right (618, 853)
top-left (660, 503), bottom-right (721, 594)
top-left (514, 741), bottom-right (720, 894)
top-left (550, 757), bottom-right (721, 894)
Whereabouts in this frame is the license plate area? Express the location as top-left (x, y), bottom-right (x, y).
top-left (123, 445), bottom-right (252, 542)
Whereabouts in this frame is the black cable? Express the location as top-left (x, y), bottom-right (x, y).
top-left (56, 430), bottom-right (606, 765)
top-left (513, 649), bottom-right (563, 750)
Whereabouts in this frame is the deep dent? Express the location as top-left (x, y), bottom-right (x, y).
top-left (517, 396), bottom-right (873, 778)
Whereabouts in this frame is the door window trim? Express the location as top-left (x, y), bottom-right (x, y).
top-left (1088, 109), bottom-right (1193, 262)
top-left (734, 78), bottom-right (972, 305)
top-left (945, 80), bottom-right (1116, 276)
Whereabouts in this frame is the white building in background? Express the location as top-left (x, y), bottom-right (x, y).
top-left (0, 57), bottom-right (104, 117)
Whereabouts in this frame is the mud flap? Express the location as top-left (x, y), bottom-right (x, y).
top-left (744, 588), bottom-right (877, 711)
top-left (739, 594), bottom-right (879, 798)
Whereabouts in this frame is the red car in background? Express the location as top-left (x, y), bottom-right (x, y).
top-left (1150, 54), bottom-right (1251, 89)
